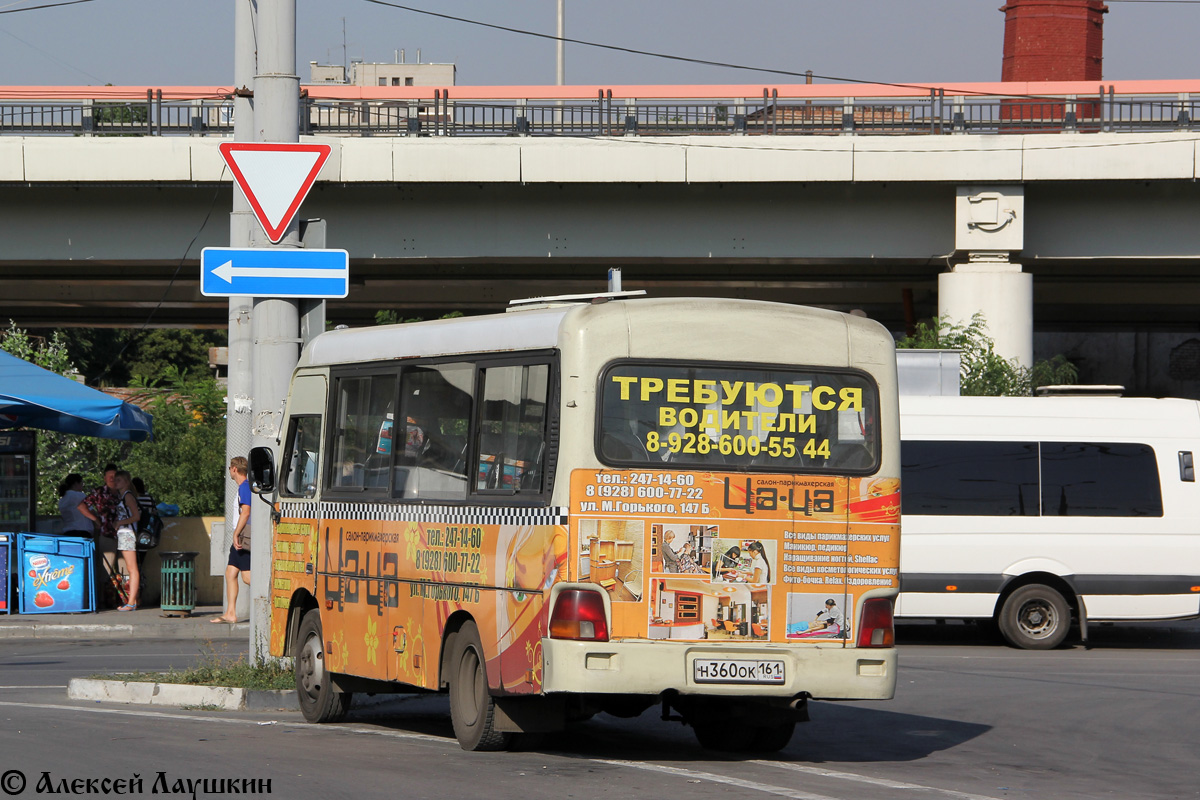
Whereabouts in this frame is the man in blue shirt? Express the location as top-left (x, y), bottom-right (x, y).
top-left (211, 456), bottom-right (251, 624)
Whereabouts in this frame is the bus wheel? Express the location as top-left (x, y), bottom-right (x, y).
top-left (998, 584), bottom-right (1070, 650)
top-left (448, 621), bottom-right (512, 751)
top-left (295, 609), bottom-right (351, 723)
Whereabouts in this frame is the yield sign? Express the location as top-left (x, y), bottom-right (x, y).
top-left (219, 142), bottom-right (332, 243)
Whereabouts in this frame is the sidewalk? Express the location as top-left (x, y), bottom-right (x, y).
top-left (0, 604), bottom-right (249, 640)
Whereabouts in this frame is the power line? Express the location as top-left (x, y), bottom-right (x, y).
top-left (0, 26), bottom-right (104, 81)
top-left (0, 0), bottom-right (94, 15)
top-left (94, 167), bottom-right (227, 386)
top-left (359, 0), bottom-right (1079, 101)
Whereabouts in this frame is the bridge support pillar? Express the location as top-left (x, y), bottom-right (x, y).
top-left (938, 256), bottom-right (1033, 369)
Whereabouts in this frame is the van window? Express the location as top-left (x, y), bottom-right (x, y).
top-left (901, 441), bottom-right (1038, 516)
top-left (476, 363), bottom-right (550, 494)
top-left (1040, 443), bottom-right (1163, 517)
top-left (394, 363), bottom-right (474, 501)
top-left (330, 374), bottom-right (397, 491)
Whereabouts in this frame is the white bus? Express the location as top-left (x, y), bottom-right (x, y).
top-left (250, 295), bottom-right (902, 751)
top-left (897, 394), bottom-right (1200, 649)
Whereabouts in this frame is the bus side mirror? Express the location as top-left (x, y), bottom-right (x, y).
top-left (249, 446), bottom-right (276, 494)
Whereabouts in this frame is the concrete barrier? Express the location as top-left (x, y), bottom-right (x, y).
top-left (68, 678), bottom-right (297, 711)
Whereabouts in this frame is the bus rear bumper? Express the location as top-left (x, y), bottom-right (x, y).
top-left (540, 638), bottom-right (896, 700)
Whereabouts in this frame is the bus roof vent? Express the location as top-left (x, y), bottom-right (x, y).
top-left (1035, 384), bottom-right (1126, 397)
top-left (506, 289), bottom-right (647, 312)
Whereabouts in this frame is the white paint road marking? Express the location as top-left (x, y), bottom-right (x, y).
top-left (594, 759), bottom-right (838, 800)
top-left (752, 760), bottom-right (1005, 800)
top-left (0, 700), bottom-right (447, 744)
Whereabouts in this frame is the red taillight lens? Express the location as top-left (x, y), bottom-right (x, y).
top-left (549, 589), bottom-right (609, 641)
top-left (856, 597), bottom-right (895, 648)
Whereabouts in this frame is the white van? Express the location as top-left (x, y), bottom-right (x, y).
top-left (897, 394), bottom-right (1200, 649)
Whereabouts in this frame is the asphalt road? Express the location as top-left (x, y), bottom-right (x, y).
top-left (1, 622), bottom-right (1197, 800)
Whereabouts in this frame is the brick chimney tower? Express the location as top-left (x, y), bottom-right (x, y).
top-left (1000, 1), bottom-right (1107, 83)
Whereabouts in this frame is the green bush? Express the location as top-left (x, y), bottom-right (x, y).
top-left (896, 313), bottom-right (1078, 397)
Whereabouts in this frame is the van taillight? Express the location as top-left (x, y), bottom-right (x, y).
top-left (856, 598), bottom-right (895, 648)
top-left (549, 589), bottom-right (609, 641)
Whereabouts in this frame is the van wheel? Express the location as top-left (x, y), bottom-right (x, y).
top-left (448, 621), bottom-right (512, 751)
top-left (998, 584), bottom-right (1071, 650)
top-left (295, 609), bottom-right (352, 723)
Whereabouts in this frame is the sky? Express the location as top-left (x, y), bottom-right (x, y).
top-left (0, 0), bottom-right (1195, 88)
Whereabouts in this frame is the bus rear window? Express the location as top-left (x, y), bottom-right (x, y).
top-left (598, 363), bottom-right (879, 472)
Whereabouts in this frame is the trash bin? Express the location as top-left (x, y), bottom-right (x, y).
top-left (159, 551), bottom-right (198, 617)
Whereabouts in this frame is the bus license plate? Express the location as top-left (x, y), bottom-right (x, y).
top-left (693, 659), bottom-right (785, 685)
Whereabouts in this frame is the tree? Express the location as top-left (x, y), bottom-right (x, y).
top-left (31, 327), bottom-right (226, 387)
top-left (896, 313), bottom-right (1077, 397)
top-left (374, 310), bottom-right (464, 326)
top-left (2, 322), bottom-right (227, 517)
top-left (124, 367), bottom-right (226, 516)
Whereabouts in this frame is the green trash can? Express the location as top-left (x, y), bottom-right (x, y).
top-left (159, 551), bottom-right (198, 617)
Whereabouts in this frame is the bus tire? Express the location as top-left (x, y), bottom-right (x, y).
top-left (448, 621), bottom-right (512, 752)
top-left (295, 609), bottom-right (351, 723)
top-left (998, 584), bottom-right (1071, 650)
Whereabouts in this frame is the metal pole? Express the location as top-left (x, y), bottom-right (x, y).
top-left (556, 0), bottom-right (565, 86)
top-left (555, 0), bottom-right (565, 129)
top-left (250, 0), bottom-right (302, 664)
top-left (225, 0), bottom-right (256, 624)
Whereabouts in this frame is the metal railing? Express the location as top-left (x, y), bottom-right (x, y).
top-left (1, 86), bottom-right (1196, 138)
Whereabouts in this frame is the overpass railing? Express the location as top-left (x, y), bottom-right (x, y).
top-left (1, 83), bottom-right (1196, 138)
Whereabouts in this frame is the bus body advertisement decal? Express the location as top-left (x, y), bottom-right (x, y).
top-left (268, 504), bottom-right (568, 695)
top-left (570, 469), bottom-right (899, 645)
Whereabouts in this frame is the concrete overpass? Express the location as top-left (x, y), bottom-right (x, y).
top-left (2, 81), bottom-right (1199, 391)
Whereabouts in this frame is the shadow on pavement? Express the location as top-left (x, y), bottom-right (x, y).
top-left (897, 618), bottom-right (1200, 650)
top-left (344, 692), bottom-right (990, 764)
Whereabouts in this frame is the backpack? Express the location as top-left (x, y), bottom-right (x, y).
top-left (135, 493), bottom-right (163, 551)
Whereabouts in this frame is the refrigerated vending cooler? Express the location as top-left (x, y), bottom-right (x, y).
top-left (0, 430), bottom-right (35, 534)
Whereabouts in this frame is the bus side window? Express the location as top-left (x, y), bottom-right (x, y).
top-left (330, 374), bottom-right (397, 492)
top-left (281, 415), bottom-right (321, 497)
top-left (475, 363), bottom-right (550, 495)
top-left (395, 363), bottom-right (474, 501)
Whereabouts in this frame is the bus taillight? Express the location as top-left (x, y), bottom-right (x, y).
top-left (549, 589), bottom-right (610, 642)
top-left (856, 598), bottom-right (895, 648)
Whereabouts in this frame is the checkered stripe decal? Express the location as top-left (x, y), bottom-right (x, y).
top-left (279, 501), bottom-right (567, 527)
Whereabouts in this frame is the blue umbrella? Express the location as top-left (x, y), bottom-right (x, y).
top-left (0, 349), bottom-right (153, 442)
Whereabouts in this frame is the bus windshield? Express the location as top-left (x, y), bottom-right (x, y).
top-left (599, 362), bottom-right (879, 472)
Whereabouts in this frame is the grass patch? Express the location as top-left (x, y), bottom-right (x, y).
top-left (90, 642), bottom-right (294, 691)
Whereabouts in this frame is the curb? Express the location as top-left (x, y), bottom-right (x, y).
top-left (0, 621), bottom-right (248, 641)
top-left (67, 678), bottom-right (297, 712)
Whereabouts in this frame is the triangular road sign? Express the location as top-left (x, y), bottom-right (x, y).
top-left (219, 142), bottom-right (332, 243)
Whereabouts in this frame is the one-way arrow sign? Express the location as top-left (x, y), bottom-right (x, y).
top-left (200, 247), bottom-right (349, 298)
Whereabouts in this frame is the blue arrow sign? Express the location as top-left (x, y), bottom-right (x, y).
top-left (200, 247), bottom-right (350, 299)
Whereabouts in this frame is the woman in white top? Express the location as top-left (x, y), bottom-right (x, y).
top-left (57, 473), bottom-right (98, 537)
top-left (745, 540), bottom-right (771, 584)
